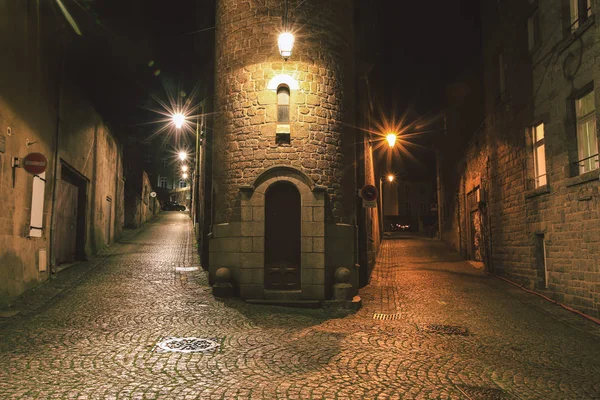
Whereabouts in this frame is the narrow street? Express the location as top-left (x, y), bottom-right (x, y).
top-left (1, 214), bottom-right (599, 400)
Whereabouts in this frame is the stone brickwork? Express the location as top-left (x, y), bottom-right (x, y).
top-left (213, 0), bottom-right (355, 224)
top-left (440, 1), bottom-right (600, 317)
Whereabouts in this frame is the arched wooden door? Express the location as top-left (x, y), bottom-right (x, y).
top-left (264, 182), bottom-right (301, 290)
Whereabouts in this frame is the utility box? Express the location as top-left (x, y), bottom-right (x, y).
top-left (38, 249), bottom-right (47, 272)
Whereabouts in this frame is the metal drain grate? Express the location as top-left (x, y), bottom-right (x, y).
top-left (154, 337), bottom-right (220, 353)
top-left (456, 385), bottom-right (515, 400)
top-left (420, 324), bottom-right (470, 336)
top-left (373, 313), bottom-right (401, 320)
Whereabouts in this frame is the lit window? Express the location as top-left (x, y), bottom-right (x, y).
top-left (532, 123), bottom-right (547, 187)
top-left (277, 85), bottom-right (290, 124)
top-left (570, 0), bottom-right (592, 32)
top-left (575, 91), bottom-right (598, 174)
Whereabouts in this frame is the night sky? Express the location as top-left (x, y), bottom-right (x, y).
top-left (66, 0), bottom-right (481, 178)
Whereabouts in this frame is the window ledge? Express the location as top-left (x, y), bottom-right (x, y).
top-left (525, 184), bottom-right (550, 199)
top-left (566, 169), bottom-right (600, 187)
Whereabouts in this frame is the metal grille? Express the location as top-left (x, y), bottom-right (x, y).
top-left (154, 337), bottom-right (220, 353)
top-left (420, 324), bottom-right (469, 336)
top-left (373, 313), bottom-right (401, 321)
top-left (456, 385), bottom-right (515, 400)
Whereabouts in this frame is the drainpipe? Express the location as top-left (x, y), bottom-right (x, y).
top-left (49, 53), bottom-right (65, 275)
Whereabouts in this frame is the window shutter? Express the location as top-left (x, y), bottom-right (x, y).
top-left (29, 172), bottom-right (46, 238)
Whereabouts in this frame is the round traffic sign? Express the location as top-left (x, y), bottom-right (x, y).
top-left (360, 184), bottom-right (378, 201)
top-left (22, 152), bottom-right (48, 175)
top-left (150, 191), bottom-right (157, 198)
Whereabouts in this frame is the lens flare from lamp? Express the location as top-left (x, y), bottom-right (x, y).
top-left (182, 165), bottom-right (188, 172)
top-left (278, 32), bottom-right (294, 60)
top-left (182, 173), bottom-right (188, 180)
top-left (173, 113), bottom-right (185, 129)
top-left (386, 133), bottom-right (397, 148)
top-left (178, 151), bottom-right (187, 161)
top-left (387, 174), bottom-right (394, 182)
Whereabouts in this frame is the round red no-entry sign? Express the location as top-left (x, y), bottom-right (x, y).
top-left (360, 184), bottom-right (378, 201)
top-left (22, 152), bottom-right (48, 175)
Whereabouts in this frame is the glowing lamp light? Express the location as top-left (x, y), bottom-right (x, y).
top-left (181, 165), bottom-right (188, 172)
top-left (182, 173), bottom-right (189, 180)
top-left (278, 32), bottom-right (295, 60)
top-left (386, 133), bottom-right (397, 148)
top-left (173, 113), bottom-right (185, 129)
top-left (387, 174), bottom-right (394, 182)
top-left (178, 151), bottom-right (187, 161)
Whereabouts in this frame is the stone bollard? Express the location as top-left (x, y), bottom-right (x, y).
top-left (333, 267), bottom-right (353, 301)
top-left (212, 267), bottom-right (234, 298)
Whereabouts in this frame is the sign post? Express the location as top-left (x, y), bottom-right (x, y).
top-left (22, 152), bottom-right (48, 175)
top-left (360, 184), bottom-right (378, 208)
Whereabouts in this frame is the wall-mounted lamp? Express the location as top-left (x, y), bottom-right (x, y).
top-left (278, 32), bottom-right (294, 61)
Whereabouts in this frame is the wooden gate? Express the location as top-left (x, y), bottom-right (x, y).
top-left (264, 182), bottom-right (301, 290)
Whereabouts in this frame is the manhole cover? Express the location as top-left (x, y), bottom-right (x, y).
top-left (373, 313), bottom-right (401, 320)
top-left (456, 385), bottom-right (515, 399)
top-left (420, 324), bottom-right (469, 336)
top-left (154, 337), bottom-right (220, 353)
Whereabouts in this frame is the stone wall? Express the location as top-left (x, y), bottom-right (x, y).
top-left (0, 2), bottom-right (124, 305)
top-left (213, 0), bottom-right (355, 224)
top-left (441, 0), bottom-right (600, 317)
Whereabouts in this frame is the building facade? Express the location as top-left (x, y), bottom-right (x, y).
top-left (208, 0), bottom-right (361, 301)
top-left (0, 1), bottom-right (125, 305)
top-left (439, 0), bottom-right (600, 318)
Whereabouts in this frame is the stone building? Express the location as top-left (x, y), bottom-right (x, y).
top-left (208, 0), bottom-right (372, 302)
top-left (0, 1), bottom-right (125, 305)
top-left (439, 0), bottom-right (600, 317)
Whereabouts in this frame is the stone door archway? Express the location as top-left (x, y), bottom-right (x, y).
top-left (264, 181), bottom-right (301, 290)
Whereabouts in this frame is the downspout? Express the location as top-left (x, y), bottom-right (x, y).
top-left (49, 53), bottom-right (65, 275)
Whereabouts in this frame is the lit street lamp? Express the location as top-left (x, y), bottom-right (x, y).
top-left (178, 151), bottom-right (187, 161)
top-left (278, 32), bottom-right (294, 60)
top-left (386, 133), bottom-right (397, 148)
top-left (182, 173), bottom-right (188, 180)
top-left (173, 113), bottom-right (185, 129)
top-left (387, 174), bottom-right (395, 182)
top-left (181, 165), bottom-right (188, 172)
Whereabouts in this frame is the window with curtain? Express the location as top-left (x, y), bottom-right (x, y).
top-left (575, 90), bottom-right (598, 174)
top-left (532, 123), bottom-right (547, 187)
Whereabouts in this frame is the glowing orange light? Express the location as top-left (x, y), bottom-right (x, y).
top-left (386, 133), bottom-right (397, 148)
top-left (278, 32), bottom-right (295, 60)
top-left (387, 174), bottom-right (394, 182)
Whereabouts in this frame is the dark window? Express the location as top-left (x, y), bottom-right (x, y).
top-left (277, 85), bottom-right (290, 123)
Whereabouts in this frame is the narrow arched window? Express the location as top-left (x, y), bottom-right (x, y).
top-left (277, 85), bottom-right (290, 124)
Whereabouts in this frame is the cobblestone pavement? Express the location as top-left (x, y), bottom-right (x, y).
top-left (1, 214), bottom-right (600, 399)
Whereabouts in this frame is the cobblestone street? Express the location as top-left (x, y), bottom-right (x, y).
top-left (1, 213), bottom-right (599, 399)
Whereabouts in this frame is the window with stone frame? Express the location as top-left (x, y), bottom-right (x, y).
top-left (532, 123), bottom-right (547, 187)
top-left (277, 85), bottom-right (290, 124)
top-left (570, 0), bottom-right (592, 33)
top-left (575, 90), bottom-right (598, 174)
top-left (179, 180), bottom-right (187, 188)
